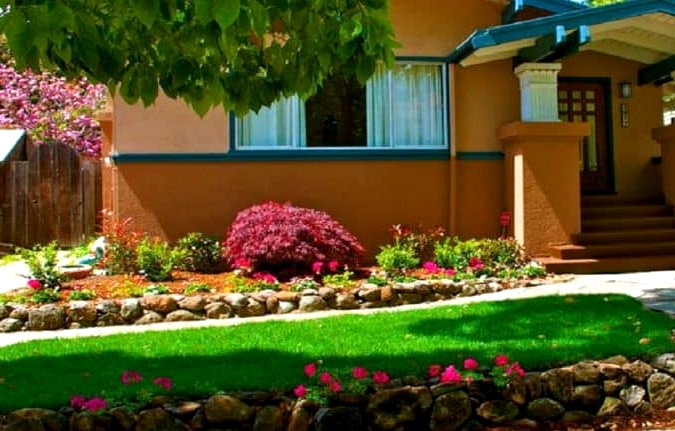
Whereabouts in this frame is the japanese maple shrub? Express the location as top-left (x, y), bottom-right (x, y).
top-left (224, 202), bottom-right (364, 277)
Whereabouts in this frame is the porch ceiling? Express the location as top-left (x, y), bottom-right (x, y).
top-left (449, 0), bottom-right (675, 85)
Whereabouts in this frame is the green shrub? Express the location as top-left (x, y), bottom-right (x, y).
top-left (143, 284), bottom-right (171, 295)
top-left (20, 242), bottom-right (65, 291)
top-left (184, 283), bottom-right (212, 295)
top-left (389, 224), bottom-right (446, 262)
top-left (31, 289), bottom-right (60, 303)
top-left (289, 277), bottom-right (320, 292)
top-left (433, 237), bottom-right (480, 271)
top-left (474, 238), bottom-right (525, 269)
top-left (175, 232), bottom-right (223, 274)
top-left (100, 210), bottom-right (144, 275)
top-left (365, 274), bottom-right (389, 286)
top-left (136, 238), bottom-right (176, 282)
top-left (376, 245), bottom-right (419, 274)
top-left (69, 289), bottom-right (96, 301)
top-left (322, 270), bottom-right (355, 289)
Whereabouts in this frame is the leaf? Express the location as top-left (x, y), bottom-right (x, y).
top-left (213, 0), bottom-right (240, 30)
top-left (356, 55), bottom-right (376, 85)
top-left (140, 75), bottom-right (159, 106)
top-left (339, 18), bottom-right (362, 44)
top-left (247, 0), bottom-right (268, 36)
top-left (136, 0), bottom-right (160, 27)
top-left (194, 0), bottom-right (214, 24)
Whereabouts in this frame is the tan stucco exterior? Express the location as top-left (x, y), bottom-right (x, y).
top-left (106, 0), bottom-right (670, 261)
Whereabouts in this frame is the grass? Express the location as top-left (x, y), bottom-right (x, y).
top-left (0, 293), bottom-right (673, 413)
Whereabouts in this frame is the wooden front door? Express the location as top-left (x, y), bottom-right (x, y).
top-left (558, 81), bottom-right (610, 193)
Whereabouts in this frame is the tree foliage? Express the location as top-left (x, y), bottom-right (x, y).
top-left (0, 0), bottom-right (398, 116)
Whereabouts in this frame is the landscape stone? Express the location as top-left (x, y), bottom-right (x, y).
top-left (109, 406), bottom-right (136, 430)
top-left (120, 298), bottom-right (143, 322)
top-left (253, 405), bottom-right (284, 431)
top-left (134, 311), bottom-right (164, 325)
top-left (526, 398), bottom-right (565, 421)
top-left (165, 309), bottom-right (204, 322)
top-left (314, 407), bottom-right (362, 431)
top-left (0, 317), bottom-right (23, 332)
top-left (237, 297), bottom-right (266, 317)
top-left (298, 295), bottom-right (327, 312)
top-left (27, 304), bottom-right (65, 331)
top-left (136, 408), bottom-right (185, 431)
top-left (572, 360), bottom-right (601, 384)
top-left (622, 360), bottom-right (653, 382)
top-left (367, 386), bottom-right (432, 430)
top-left (648, 372), bottom-right (675, 409)
top-left (67, 301), bottom-right (97, 326)
top-left (429, 390), bottom-right (472, 431)
top-left (571, 384), bottom-right (603, 408)
top-left (596, 397), bottom-right (629, 416)
top-left (140, 295), bottom-right (178, 314)
top-left (178, 295), bottom-right (206, 312)
top-left (541, 368), bottom-right (574, 403)
top-left (653, 353), bottom-right (675, 375)
top-left (204, 302), bottom-right (232, 319)
top-left (335, 293), bottom-right (359, 309)
top-left (477, 400), bottom-right (520, 423)
top-left (95, 300), bottom-right (120, 314)
top-left (277, 301), bottom-right (297, 314)
top-left (9, 305), bottom-right (28, 321)
top-left (620, 384), bottom-right (646, 408)
top-left (204, 395), bottom-right (254, 424)
top-left (96, 312), bottom-right (125, 327)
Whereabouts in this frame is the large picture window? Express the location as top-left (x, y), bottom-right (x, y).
top-left (235, 62), bottom-right (448, 150)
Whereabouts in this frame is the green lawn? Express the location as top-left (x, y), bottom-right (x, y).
top-left (1, 293), bottom-right (673, 413)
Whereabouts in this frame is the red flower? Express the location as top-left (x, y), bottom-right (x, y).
top-left (352, 366), bottom-right (369, 380)
top-left (329, 380), bottom-right (342, 393)
top-left (153, 377), bottom-right (173, 391)
top-left (27, 278), bottom-right (41, 290)
top-left (428, 364), bottom-right (442, 378)
top-left (303, 363), bottom-right (317, 377)
top-left (120, 370), bottom-right (142, 385)
top-left (293, 384), bottom-right (307, 398)
top-left (233, 257), bottom-right (251, 269)
top-left (440, 365), bottom-right (463, 384)
top-left (506, 362), bottom-right (525, 378)
top-left (463, 358), bottom-right (479, 371)
top-left (82, 397), bottom-right (108, 412)
top-left (469, 257), bottom-right (485, 270)
top-left (70, 395), bottom-right (86, 408)
top-left (327, 260), bottom-right (339, 272)
top-left (319, 372), bottom-right (333, 385)
top-left (312, 261), bottom-right (324, 274)
top-left (494, 354), bottom-right (509, 367)
top-left (444, 268), bottom-right (457, 276)
top-left (373, 371), bottom-right (390, 385)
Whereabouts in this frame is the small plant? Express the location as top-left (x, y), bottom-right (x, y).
top-left (99, 210), bottom-right (144, 275)
top-left (250, 272), bottom-right (280, 291)
top-left (136, 238), bottom-right (176, 282)
top-left (288, 277), bottom-right (320, 292)
top-left (143, 284), bottom-right (170, 295)
top-left (322, 270), bottom-right (355, 289)
top-left (376, 244), bottom-right (419, 275)
top-left (175, 232), bottom-right (223, 274)
top-left (110, 277), bottom-right (145, 298)
top-left (20, 242), bottom-right (65, 291)
top-left (520, 262), bottom-right (547, 278)
top-left (389, 224), bottom-right (446, 262)
top-left (365, 274), bottom-right (389, 286)
top-left (30, 288), bottom-right (60, 304)
top-left (183, 283), bottom-right (212, 295)
top-left (427, 354), bottom-right (525, 388)
top-left (69, 289), bottom-right (97, 301)
top-left (434, 237), bottom-right (480, 272)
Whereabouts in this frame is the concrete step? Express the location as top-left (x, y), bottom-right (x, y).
top-left (581, 216), bottom-right (675, 232)
top-left (581, 204), bottom-right (674, 219)
top-left (537, 255), bottom-right (675, 274)
top-left (550, 241), bottom-right (675, 260)
top-left (573, 229), bottom-right (675, 245)
top-left (581, 195), bottom-right (665, 207)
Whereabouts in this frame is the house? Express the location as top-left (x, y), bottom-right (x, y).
top-left (101, 0), bottom-right (675, 273)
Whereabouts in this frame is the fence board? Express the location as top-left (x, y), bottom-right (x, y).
top-left (8, 161), bottom-right (28, 246)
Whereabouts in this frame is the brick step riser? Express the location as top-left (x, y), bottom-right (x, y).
top-left (551, 243), bottom-right (675, 260)
top-left (581, 196), bottom-right (665, 207)
top-left (582, 218), bottom-right (675, 232)
top-left (581, 206), bottom-right (674, 219)
top-left (541, 255), bottom-right (675, 274)
top-left (573, 231), bottom-right (675, 245)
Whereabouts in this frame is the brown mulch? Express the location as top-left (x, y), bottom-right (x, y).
top-left (485, 410), bottom-right (675, 430)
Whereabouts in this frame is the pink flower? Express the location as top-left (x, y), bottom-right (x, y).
top-left (27, 278), bottom-right (41, 290)
top-left (82, 397), bottom-right (108, 412)
top-left (422, 261), bottom-right (440, 274)
top-left (327, 260), bottom-right (339, 272)
top-left (319, 371), bottom-right (333, 385)
top-left (494, 354), bottom-right (509, 367)
top-left (469, 257), bottom-right (485, 270)
top-left (506, 362), bottom-right (526, 378)
top-left (293, 384), bottom-right (307, 398)
top-left (252, 272), bottom-right (277, 283)
top-left (70, 395), bottom-right (86, 408)
top-left (466, 375), bottom-right (474, 384)
top-left (233, 257), bottom-right (251, 269)
top-left (428, 364), bottom-right (442, 378)
top-left (463, 358), bottom-right (479, 371)
top-left (303, 363), bottom-right (317, 377)
top-left (352, 366), bottom-right (369, 380)
top-left (153, 377), bottom-right (173, 391)
top-left (312, 261), bottom-right (324, 274)
top-left (444, 268), bottom-right (457, 276)
top-left (373, 371), bottom-right (390, 385)
top-left (440, 365), bottom-right (463, 384)
top-left (329, 380), bottom-right (342, 393)
top-left (120, 370), bottom-right (142, 385)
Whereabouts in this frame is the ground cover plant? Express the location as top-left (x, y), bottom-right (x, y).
top-left (0, 294), bottom-right (672, 413)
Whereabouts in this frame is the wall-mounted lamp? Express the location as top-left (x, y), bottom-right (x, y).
top-left (619, 81), bottom-right (633, 99)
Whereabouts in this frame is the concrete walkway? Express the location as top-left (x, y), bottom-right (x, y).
top-left (2, 269), bottom-right (675, 347)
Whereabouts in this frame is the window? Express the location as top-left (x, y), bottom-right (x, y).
top-left (235, 62), bottom-right (448, 150)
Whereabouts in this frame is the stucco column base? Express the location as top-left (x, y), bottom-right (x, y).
top-left (652, 125), bottom-right (675, 207)
top-left (498, 121), bottom-right (590, 257)
top-left (96, 109), bottom-right (117, 217)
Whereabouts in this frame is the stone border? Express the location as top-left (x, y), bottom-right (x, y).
top-left (4, 354), bottom-right (675, 430)
top-left (0, 277), bottom-right (558, 333)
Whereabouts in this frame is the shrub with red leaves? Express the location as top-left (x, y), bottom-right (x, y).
top-left (224, 202), bottom-right (364, 276)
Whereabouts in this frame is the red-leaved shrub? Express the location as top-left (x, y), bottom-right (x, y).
top-left (224, 202), bottom-right (364, 276)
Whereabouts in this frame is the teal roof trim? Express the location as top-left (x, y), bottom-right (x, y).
top-left (503, 0), bottom-right (588, 24)
top-left (449, 0), bottom-right (675, 64)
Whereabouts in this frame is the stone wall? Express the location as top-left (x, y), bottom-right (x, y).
top-left (4, 354), bottom-right (675, 431)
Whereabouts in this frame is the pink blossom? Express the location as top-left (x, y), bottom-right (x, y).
top-left (422, 261), bottom-right (440, 274)
top-left (506, 362), bottom-right (526, 378)
top-left (27, 278), bottom-right (41, 290)
top-left (312, 261), bottom-right (324, 274)
top-left (444, 268), bottom-right (457, 276)
top-left (327, 260), bottom-right (339, 272)
top-left (303, 363), bottom-right (317, 377)
top-left (233, 257), bottom-right (251, 269)
top-left (82, 397), bottom-right (108, 412)
top-left (120, 370), bottom-right (142, 385)
top-left (428, 364), bottom-right (442, 378)
top-left (252, 272), bottom-right (277, 283)
top-left (494, 354), bottom-right (509, 367)
top-left (352, 366), bottom-right (369, 380)
top-left (440, 365), bottom-right (463, 384)
top-left (463, 358), bottom-right (479, 371)
top-left (329, 380), bottom-right (342, 393)
top-left (153, 377), bottom-right (173, 391)
top-left (469, 257), bottom-right (485, 270)
top-left (293, 384), bottom-right (307, 398)
top-left (70, 395), bottom-right (86, 408)
top-left (373, 371), bottom-right (390, 385)
top-left (319, 371), bottom-right (333, 384)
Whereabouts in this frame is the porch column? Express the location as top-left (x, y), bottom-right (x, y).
top-left (515, 62), bottom-right (562, 122)
top-left (95, 104), bottom-right (117, 217)
top-left (652, 125), bottom-right (675, 206)
top-left (498, 122), bottom-right (590, 256)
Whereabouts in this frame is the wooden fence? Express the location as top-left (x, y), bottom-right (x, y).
top-left (1, 142), bottom-right (101, 248)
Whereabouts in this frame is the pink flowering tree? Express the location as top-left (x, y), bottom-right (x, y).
top-left (0, 60), bottom-right (106, 157)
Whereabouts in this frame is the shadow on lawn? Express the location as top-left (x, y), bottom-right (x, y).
top-left (1, 294), bottom-right (673, 413)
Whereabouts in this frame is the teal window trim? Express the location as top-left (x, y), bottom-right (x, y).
top-left (227, 56), bottom-right (451, 161)
top-left (455, 151), bottom-right (504, 161)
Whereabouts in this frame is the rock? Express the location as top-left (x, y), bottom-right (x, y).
top-left (620, 385), bottom-right (646, 408)
top-left (266, 295), bottom-right (279, 314)
top-left (429, 390), bottom-right (472, 431)
top-left (460, 284), bottom-right (477, 297)
top-left (204, 302), bottom-right (232, 319)
top-left (367, 386), bottom-right (432, 430)
top-left (599, 363), bottom-right (624, 379)
top-left (27, 304), bottom-right (65, 331)
top-left (68, 301), bottom-right (97, 326)
top-left (251, 405), bottom-right (284, 431)
top-left (561, 410), bottom-right (593, 423)
top-left (357, 285), bottom-right (381, 302)
top-left (653, 353), bottom-right (675, 375)
top-left (398, 293), bottom-right (424, 304)
top-left (298, 295), bottom-right (327, 312)
top-left (380, 285), bottom-right (393, 302)
top-left (109, 406), bottom-right (136, 430)
top-left (165, 309), bottom-right (204, 322)
top-left (223, 293), bottom-right (248, 309)
top-left (8, 408), bottom-right (67, 431)
top-left (604, 355), bottom-right (629, 366)
top-left (136, 408), bottom-right (185, 431)
top-left (164, 401), bottom-right (201, 417)
top-left (572, 384), bottom-right (603, 408)
top-left (604, 375), bottom-right (628, 395)
top-left (178, 295), bottom-right (206, 312)
top-left (526, 398), bottom-right (565, 421)
top-left (317, 287), bottom-right (336, 301)
top-left (635, 400), bottom-right (654, 415)
top-left (572, 360), bottom-right (601, 384)
top-left (541, 368), bottom-right (574, 403)
top-left (134, 311), bottom-right (164, 325)
top-left (0, 317), bottom-right (23, 332)
top-left (288, 400), bottom-right (317, 431)
top-left (276, 291), bottom-right (300, 302)
top-left (96, 300), bottom-right (120, 314)
top-left (523, 372), bottom-right (543, 400)
top-left (0, 303), bottom-right (9, 319)
top-left (96, 312), bottom-right (125, 327)
top-left (9, 305), bottom-right (29, 321)
top-left (140, 295), bottom-right (178, 314)
top-left (4, 417), bottom-right (47, 431)
top-left (277, 301), bottom-right (297, 314)
top-left (120, 298), bottom-right (143, 322)
top-left (238, 297), bottom-right (266, 317)
top-left (430, 280), bottom-right (462, 296)
top-left (648, 372), bottom-right (675, 409)
top-left (314, 406), bottom-right (362, 431)
top-left (393, 281), bottom-right (429, 295)
top-left (477, 400), bottom-right (520, 423)
top-left (335, 293), bottom-right (359, 309)
top-left (204, 395), bottom-right (254, 424)
top-left (597, 396), bottom-right (629, 416)
top-left (69, 412), bottom-right (114, 431)
top-left (503, 377), bottom-right (527, 405)
top-left (622, 360), bottom-right (653, 382)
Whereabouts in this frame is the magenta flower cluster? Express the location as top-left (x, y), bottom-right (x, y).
top-left (0, 63), bottom-right (106, 157)
top-left (294, 362), bottom-right (390, 402)
top-left (428, 354), bottom-right (525, 386)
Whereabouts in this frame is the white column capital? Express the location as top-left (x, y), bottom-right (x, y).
top-left (514, 62), bottom-right (562, 122)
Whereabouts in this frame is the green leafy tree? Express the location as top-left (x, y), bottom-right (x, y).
top-left (0, 0), bottom-right (398, 116)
